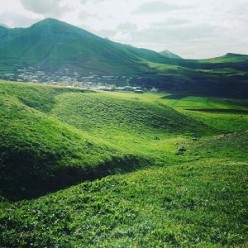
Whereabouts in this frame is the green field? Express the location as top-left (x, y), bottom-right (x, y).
top-left (0, 81), bottom-right (247, 247)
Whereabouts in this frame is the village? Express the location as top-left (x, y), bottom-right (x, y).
top-left (2, 66), bottom-right (159, 93)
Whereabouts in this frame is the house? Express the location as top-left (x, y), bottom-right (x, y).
top-left (134, 89), bottom-right (144, 94)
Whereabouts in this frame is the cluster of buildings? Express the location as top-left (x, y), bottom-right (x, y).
top-left (100, 85), bottom-right (144, 93)
top-left (2, 66), bottom-right (159, 93)
top-left (4, 67), bottom-right (82, 83)
top-left (3, 67), bottom-right (135, 85)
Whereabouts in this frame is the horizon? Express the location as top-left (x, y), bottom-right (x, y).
top-left (1, 0), bottom-right (248, 59)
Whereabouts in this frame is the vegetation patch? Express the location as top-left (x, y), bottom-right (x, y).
top-left (0, 81), bottom-right (247, 247)
top-left (0, 82), bottom-right (147, 200)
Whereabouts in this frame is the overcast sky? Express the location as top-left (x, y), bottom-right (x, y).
top-left (0, 0), bottom-right (247, 59)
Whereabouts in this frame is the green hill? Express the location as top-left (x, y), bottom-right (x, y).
top-left (0, 81), bottom-right (212, 200)
top-left (0, 81), bottom-right (247, 247)
top-left (0, 18), bottom-right (168, 76)
top-left (0, 82), bottom-right (147, 200)
top-left (145, 53), bottom-right (248, 98)
top-left (200, 53), bottom-right (248, 63)
top-left (0, 81), bottom-right (217, 200)
top-left (160, 50), bottom-right (182, 59)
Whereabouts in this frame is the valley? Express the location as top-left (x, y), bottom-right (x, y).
top-left (0, 81), bottom-right (247, 247)
top-left (1, 19), bottom-right (248, 98)
top-left (0, 15), bottom-right (248, 248)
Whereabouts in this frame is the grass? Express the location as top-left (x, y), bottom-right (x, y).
top-left (159, 95), bottom-right (248, 133)
top-left (188, 131), bottom-right (248, 162)
top-left (0, 82), bottom-right (145, 200)
top-left (0, 81), bottom-right (247, 247)
top-left (51, 91), bottom-right (214, 158)
top-left (0, 160), bottom-right (247, 247)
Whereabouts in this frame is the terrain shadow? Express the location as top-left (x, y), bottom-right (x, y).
top-left (186, 108), bottom-right (248, 114)
top-left (0, 153), bottom-right (149, 201)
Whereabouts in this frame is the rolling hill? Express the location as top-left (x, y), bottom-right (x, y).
top-left (0, 81), bottom-right (247, 247)
top-left (0, 13), bottom-right (248, 248)
top-left (0, 82), bottom-right (139, 200)
top-left (145, 52), bottom-right (248, 98)
top-left (0, 81), bottom-right (215, 200)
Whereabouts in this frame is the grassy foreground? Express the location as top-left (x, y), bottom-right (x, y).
top-left (0, 81), bottom-right (247, 247)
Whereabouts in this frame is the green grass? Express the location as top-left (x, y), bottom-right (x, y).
top-left (0, 81), bottom-right (247, 247)
top-left (188, 131), bottom-right (248, 162)
top-left (51, 91), bottom-right (214, 158)
top-left (158, 95), bottom-right (248, 133)
top-left (0, 159), bottom-right (247, 247)
top-left (0, 82), bottom-right (145, 200)
top-left (199, 53), bottom-right (248, 63)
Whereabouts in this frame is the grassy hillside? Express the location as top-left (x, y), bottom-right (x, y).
top-left (0, 82), bottom-right (147, 200)
top-left (0, 81), bottom-right (247, 247)
top-left (51, 91), bottom-right (214, 152)
top-left (159, 95), bottom-right (248, 132)
top-left (0, 18), bottom-right (168, 76)
top-left (1, 158), bottom-right (247, 247)
top-left (144, 53), bottom-right (248, 98)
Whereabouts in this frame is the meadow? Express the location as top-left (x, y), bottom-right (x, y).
top-left (0, 81), bottom-right (247, 247)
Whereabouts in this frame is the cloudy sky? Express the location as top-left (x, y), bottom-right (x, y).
top-left (1, 0), bottom-right (247, 59)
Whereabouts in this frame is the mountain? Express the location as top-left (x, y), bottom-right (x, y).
top-left (160, 50), bottom-right (182, 59)
top-left (201, 53), bottom-right (248, 63)
top-left (0, 23), bottom-right (9, 28)
top-left (0, 18), bottom-right (248, 98)
top-left (0, 18), bottom-right (170, 76)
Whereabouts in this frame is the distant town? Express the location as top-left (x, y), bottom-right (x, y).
top-left (2, 66), bottom-right (159, 93)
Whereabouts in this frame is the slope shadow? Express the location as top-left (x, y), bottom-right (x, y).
top-left (161, 94), bottom-right (186, 100)
top-left (0, 151), bottom-right (149, 201)
top-left (185, 109), bottom-right (248, 114)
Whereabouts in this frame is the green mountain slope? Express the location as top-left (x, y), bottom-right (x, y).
top-left (160, 49), bottom-right (182, 59)
top-left (0, 18), bottom-right (168, 76)
top-left (145, 53), bottom-right (248, 98)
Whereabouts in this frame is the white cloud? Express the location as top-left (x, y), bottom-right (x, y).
top-left (0, 11), bottom-right (40, 27)
top-left (19, 0), bottom-right (71, 17)
top-left (0, 0), bottom-right (247, 58)
top-left (133, 1), bottom-right (192, 14)
top-left (112, 31), bottom-right (132, 43)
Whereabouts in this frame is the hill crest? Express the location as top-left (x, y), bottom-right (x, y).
top-left (160, 49), bottom-right (182, 59)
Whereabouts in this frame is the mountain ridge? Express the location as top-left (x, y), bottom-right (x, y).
top-left (0, 18), bottom-right (173, 76)
top-left (160, 49), bottom-right (182, 59)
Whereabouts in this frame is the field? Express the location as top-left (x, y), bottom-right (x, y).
top-left (0, 81), bottom-right (247, 247)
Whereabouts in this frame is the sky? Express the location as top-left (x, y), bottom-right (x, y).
top-left (0, 0), bottom-right (248, 59)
